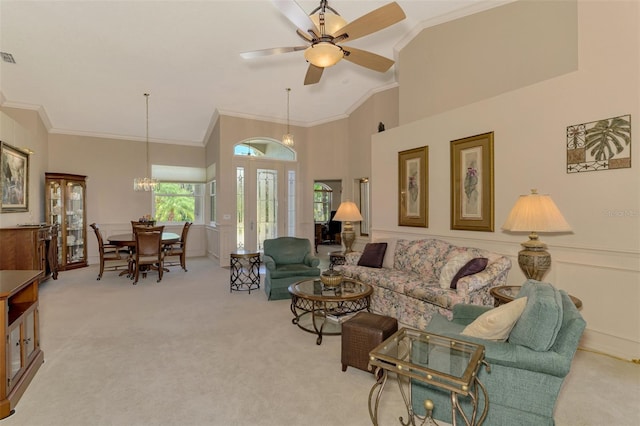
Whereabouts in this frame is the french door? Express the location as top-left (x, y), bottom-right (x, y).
top-left (235, 159), bottom-right (295, 252)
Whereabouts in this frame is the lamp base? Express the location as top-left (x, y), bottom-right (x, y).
top-left (341, 222), bottom-right (356, 253)
top-left (518, 241), bottom-right (551, 281)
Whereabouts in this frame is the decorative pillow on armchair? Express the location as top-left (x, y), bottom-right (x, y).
top-left (462, 296), bottom-right (528, 341)
top-left (357, 243), bottom-right (387, 268)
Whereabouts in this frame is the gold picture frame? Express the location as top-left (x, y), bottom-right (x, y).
top-left (1, 141), bottom-right (30, 213)
top-left (398, 146), bottom-right (428, 227)
top-left (450, 132), bottom-right (494, 231)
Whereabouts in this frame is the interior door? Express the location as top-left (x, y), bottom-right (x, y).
top-left (235, 159), bottom-right (285, 252)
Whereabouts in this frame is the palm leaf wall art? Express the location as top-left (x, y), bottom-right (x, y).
top-left (567, 114), bottom-right (631, 173)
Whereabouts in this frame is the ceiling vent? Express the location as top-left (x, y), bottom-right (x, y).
top-left (0, 52), bottom-right (16, 64)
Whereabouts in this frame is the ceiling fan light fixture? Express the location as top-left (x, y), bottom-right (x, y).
top-left (310, 12), bottom-right (347, 36)
top-left (304, 42), bottom-right (343, 68)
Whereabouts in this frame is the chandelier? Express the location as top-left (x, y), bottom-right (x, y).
top-left (133, 93), bottom-right (158, 191)
top-left (282, 88), bottom-right (294, 147)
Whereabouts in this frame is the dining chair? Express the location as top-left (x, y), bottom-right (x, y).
top-left (131, 225), bottom-right (165, 284)
top-left (131, 220), bottom-right (156, 230)
top-left (89, 223), bottom-right (129, 280)
top-left (163, 222), bottom-right (192, 272)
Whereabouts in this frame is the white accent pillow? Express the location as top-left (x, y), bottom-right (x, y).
top-left (375, 238), bottom-right (398, 269)
top-left (439, 253), bottom-right (474, 288)
top-left (462, 297), bottom-right (528, 341)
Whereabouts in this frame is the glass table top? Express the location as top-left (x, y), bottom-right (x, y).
top-left (369, 327), bottom-right (485, 395)
top-left (289, 278), bottom-right (372, 301)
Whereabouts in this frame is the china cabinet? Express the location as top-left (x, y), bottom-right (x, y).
top-left (45, 173), bottom-right (87, 270)
top-left (0, 270), bottom-right (44, 419)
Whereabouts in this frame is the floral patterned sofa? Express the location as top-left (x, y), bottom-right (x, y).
top-left (336, 238), bottom-right (512, 329)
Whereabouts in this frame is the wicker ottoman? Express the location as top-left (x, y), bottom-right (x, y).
top-left (341, 312), bottom-right (398, 373)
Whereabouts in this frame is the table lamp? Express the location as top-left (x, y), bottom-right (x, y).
top-left (333, 201), bottom-right (363, 253)
top-left (501, 189), bottom-right (572, 280)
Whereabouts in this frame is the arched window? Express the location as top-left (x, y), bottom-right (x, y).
top-left (234, 138), bottom-right (296, 161)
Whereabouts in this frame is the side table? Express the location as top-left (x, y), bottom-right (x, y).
top-left (368, 328), bottom-right (489, 426)
top-left (229, 250), bottom-right (260, 293)
top-left (329, 251), bottom-right (346, 268)
top-left (490, 285), bottom-right (582, 309)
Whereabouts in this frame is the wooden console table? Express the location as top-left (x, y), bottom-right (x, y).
top-left (0, 270), bottom-right (45, 418)
top-left (0, 225), bottom-right (59, 281)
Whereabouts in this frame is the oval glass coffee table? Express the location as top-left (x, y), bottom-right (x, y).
top-left (288, 278), bottom-right (373, 345)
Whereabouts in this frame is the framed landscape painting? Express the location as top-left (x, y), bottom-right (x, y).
top-left (398, 146), bottom-right (428, 227)
top-left (1, 141), bottom-right (30, 213)
top-left (450, 132), bottom-right (494, 231)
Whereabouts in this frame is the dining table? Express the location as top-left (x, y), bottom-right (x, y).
top-left (107, 232), bottom-right (181, 277)
top-left (107, 232), bottom-right (181, 247)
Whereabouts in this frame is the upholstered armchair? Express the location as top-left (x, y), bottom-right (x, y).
top-left (263, 237), bottom-right (321, 300)
top-left (411, 280), bottom-right (586, 426)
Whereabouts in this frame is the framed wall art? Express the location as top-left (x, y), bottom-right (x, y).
top-left (1, 141), bottom-right (30, 213)
top-left (567, 114), bottom-right (631, 173)
top-left (398, 146), bottom-right (428, 227)
top-left (450, 132), bottom-right (494, 231)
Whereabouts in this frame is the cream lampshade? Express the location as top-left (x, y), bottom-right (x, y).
top-left (333, 201), bottom-right (363, 253)
top-left (502, 189), bottom-right (572, 280)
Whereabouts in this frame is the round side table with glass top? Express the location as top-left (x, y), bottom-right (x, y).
top-left (229, 250), bottom-right (261, 293)
top-left (490, 285), bottom-right (583, 309)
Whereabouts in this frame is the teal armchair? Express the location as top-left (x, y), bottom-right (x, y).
top-left (411, 281), bottom-right (586, 426)
top-left (263, 237), bottom-right (321, 300)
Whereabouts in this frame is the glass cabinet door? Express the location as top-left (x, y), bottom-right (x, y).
top-left (8, 321), bottom-right (23, 386)
top-left (48, 182), bottom-right (64, 265)
top-left (65, 181), bottom-right (85, 265)
top-left (24, 308), bottom-right (37, 363)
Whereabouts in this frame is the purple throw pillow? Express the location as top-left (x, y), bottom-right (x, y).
top-left (450, 258), bottom-right (488, 289)
top-left (357, 243), bottom-right (388, 268)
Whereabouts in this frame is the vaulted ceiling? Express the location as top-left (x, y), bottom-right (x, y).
top-left (0, 1), bottom-right (501, 146)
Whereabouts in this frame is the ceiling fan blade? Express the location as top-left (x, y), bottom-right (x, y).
top-left (332, 2), bottom-right (406, 43)
top-left (272, 0), bottom-right (319, 37)
top-left (342, 46), bottom-right (395, 73)
top-left (241, 46), bottom-right (307, 59)
top-left (304, 64), bottom-right (324, 85)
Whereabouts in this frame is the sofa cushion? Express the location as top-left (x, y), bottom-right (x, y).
top-left (357, 243), bottom-right (387, 268)
top-left (451, 258), bottom-right (488, 289)
top-left (439, 253), bottom-right (474, 288)
top-left (374, 238), bottom-right (398, 268)
top-left (462, 296), bottom-right (528, 341)
top-left (509, 281), bottom-right (563, 351)
top-left (395, 239), bottom-right (455, 282)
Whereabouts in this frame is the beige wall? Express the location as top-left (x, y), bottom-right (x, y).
top-left (372, 0), bottom-right (639, 359)
top-left (0, 107), bottom-right (49, 227)
top-left (400, 0), bottom-right (578, 125)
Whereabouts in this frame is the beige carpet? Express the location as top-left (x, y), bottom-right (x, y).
top-left (3, 256), bottom-right (639, 426)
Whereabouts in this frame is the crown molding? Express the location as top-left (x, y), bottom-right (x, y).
top-left (47, 127), bottom-right (203, 147)
top-left (0, 99), bottom-right (53, 131)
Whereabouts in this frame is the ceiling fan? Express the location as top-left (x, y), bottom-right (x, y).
top-left (241, 0), bottom-right (406, 85)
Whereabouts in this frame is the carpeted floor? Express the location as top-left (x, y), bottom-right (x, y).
top-left (3, 255), bottom-right (639, 426)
